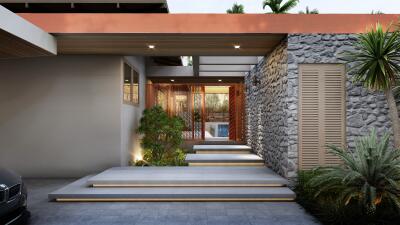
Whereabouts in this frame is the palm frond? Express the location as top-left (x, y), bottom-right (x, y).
top-left (344, 23), bottom-right (400, 91)
top-left (278, 0), bottom-right (298, 13)
top-left (263, 0), bottom-right (297, 14)
top-left (227, 3), bottom-right (244, 14)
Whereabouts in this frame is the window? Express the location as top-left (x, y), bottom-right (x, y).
top-left (132, 69), bottom-right (139, 104)
top-left (123, 62), bottom-right (139, 105)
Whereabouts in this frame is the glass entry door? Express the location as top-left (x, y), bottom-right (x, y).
top-left (204, 86), bottom-right (230, 140)
top-left (146, 83), bottom-right (244, 141)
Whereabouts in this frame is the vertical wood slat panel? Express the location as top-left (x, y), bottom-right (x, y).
top-left (236, 83), bottom-right (245, 142)
top-left (229, 86), bottom-right (237, 141)
top-left (299, 64), bottom-right (345, 169)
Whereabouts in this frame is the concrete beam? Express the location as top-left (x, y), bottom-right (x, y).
top-left (200, 56), bottom-right (260, 65)
top-left (1, 0), bottom-right (166, 3)
top-left (200, 72), bottom-right (246, 77)
top-left (0, 6), bottom-right (56, 58)
top-left (193, 56), bottom-right (199, 77)
top-left (147, 66), bottom-right (193, 77)
top-left (200, 65), bottom-right (252, 72)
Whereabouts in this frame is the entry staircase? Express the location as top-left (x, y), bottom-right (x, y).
top-left (49, 145), bottom-right (295, 202)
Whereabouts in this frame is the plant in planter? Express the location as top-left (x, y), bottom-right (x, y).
top-left (136, 106), bottom-right (186, 166)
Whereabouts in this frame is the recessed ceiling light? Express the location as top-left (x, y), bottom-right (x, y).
top-left (125, 80), bottom-right (129, 82)
top-left (148, 45), bottom-right (155, 49)
top-left (218, 79), bottom-right (222, 82)
top-left (170, 79), bottom-right (175, 82)
top-left (234, 45), bottom-right (241, 49)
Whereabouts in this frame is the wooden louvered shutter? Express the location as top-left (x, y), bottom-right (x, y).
top-left (229, 86), bottom-right (236, 141)
top-left (299, 64), bottom-right (346, 169)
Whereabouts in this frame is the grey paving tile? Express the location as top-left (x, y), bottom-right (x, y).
top-left (207, 215), bottom-right (251, 225)
top-left (24, 179), bottom-right (321, 225)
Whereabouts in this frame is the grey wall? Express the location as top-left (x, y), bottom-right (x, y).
top-left (287, 34), bottom-right (394, 151)
top-left (0, 56), bottom-right (123, 178)
top-left (120, 56), bottom-right (146, 166)
top-left (245, 34), bottom-right (397, 180)
top-left (245, 41), bottom-right (291, 178)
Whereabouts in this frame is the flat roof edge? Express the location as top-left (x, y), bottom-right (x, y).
top-left (0, 6), bottom-right (57, 55)
top-left (18, 14), bottom-right (400, 35)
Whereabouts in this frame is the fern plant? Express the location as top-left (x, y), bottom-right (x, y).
top-left (309, 130), bottom-right (400, 216)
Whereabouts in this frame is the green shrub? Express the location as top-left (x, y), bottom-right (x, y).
top-left (136, 106), bottom-right (186, 166)
top-left (296, 130), bottom-right (400, 225)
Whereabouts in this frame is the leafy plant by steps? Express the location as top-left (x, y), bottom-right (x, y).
top-left (136, 106), bottom-right (186, 166)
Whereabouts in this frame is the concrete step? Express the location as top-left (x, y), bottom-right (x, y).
top-left (87, 167), bottom-right (288, 187)
top-left (49, 176), bottom-right (296, 202)
top-left (199, 140), bottom-right (245, 145)
top-left (185, 154), bottom-right (264, 166)
top-left (193, 145), bottom-right (252, 154)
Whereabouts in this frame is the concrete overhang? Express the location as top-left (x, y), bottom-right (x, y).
top-left (17, 13), bottom-right (400, 56)
top-left (1, 0), bottom-right (166, 2)
top-left (0, 6), bottom-right (57, 59)
top-left (0, 6), bottom-right (56, 59)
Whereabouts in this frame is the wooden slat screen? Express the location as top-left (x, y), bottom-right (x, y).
top-left (299, 64), bottom-right (346, 169)
top-left (229, 86), bottom-right (236, 141)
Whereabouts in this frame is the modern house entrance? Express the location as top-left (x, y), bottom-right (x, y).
top-left (146, 82), bottom-right (245, 142)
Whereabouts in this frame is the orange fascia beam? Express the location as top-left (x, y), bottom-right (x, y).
top-left (18, 14), bottom-right (400, 34)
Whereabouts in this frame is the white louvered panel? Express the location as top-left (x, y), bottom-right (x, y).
top-left (299, 64), bottom-right (345, 169)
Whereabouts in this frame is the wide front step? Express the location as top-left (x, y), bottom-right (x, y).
top-left (193, 145), bottom-right (252, 154)
top-left (49, 176), bottom-right (296, 202)
top-left (87, 167), bottom-right (288, 187)
top-left (185, 154), bottom-right (264, 166)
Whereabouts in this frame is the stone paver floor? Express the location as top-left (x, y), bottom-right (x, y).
top-left (24, 179), bottom-right (321, 225)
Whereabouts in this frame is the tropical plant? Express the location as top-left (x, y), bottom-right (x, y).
top-left (227, 2), bottom-right (244, 14)
top-left (263, 0), bottom-right (298, 14)
top-left (299, 6), bottom-right (319, 14)
top-left (137, 106), bottom-right (184, 165)
top-left (371, 10), bottom-right (384, 15)
top-left (344, 23), bottom-right (400, 148)
top-left (308, 130), bottom-right (400, 216)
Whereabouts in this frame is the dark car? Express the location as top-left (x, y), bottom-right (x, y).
top-left (0, 169), bottom-right (28, 225)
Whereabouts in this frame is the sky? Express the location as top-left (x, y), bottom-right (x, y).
top-left (167, 0), bottom-right (400, 14)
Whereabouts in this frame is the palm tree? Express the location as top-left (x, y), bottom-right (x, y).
top-left (227, 3), bottom-right (244, 14)
top-left (309, 130), bottom-right (400, 215)
top-left (344, 23), bottom-right (400, 148)
top-left (263, 0), bottom-right (298, 14)
top-left (299, 6), bottom-right (319, 14)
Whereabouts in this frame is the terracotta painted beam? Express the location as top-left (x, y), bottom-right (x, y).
top-left (19, 14), bottom-right (400, 34)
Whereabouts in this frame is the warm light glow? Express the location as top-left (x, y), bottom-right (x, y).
top-left (132, 152), bottom-right (143, 162)
top-left (135, 153), bottom-right (143, 161)
top-left (148, 45), bottom-right (155, 49)
top-left (170, 79), bottom-right (175, 82)
top-left (234, 45), bottom-right (241, 49)
top-left (131, 145), bottom-right (143, 163)
top-left (218, 79), bottom-right (222, 82)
